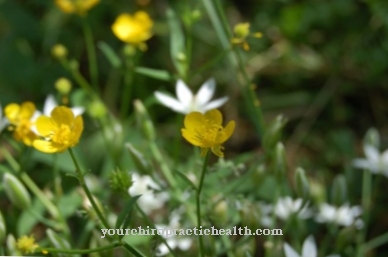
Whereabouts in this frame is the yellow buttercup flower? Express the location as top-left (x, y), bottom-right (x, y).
top-left (181, 109), bottom-right (235, 157)
top-left (111, 11), bottom-right (153, 50)
top-left (55, 0), bottom-right (100, 15)
top-left (5, 102), bottom-right (38, 146)
top-left (33, 106), bottom-right (83, 153)
top-left (231, 22), bottom-right (262, 51)
top-left (16, 235), bottom-right (39, 254)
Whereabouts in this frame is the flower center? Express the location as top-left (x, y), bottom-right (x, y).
top-left (51, 124), bottom-right (72, 145)
top-left (195, 120), bottom-right (224, 146)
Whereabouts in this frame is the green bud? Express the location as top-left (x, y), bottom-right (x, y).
top-left (68, 59), bottom-right (79, 71)
top-left (263, 115), bottom-right (287, 150)
top-left (108, 168), bottom-right (131, 195)
top-left (275, 142), bottom-right (287, 179)
top-left (51, 44), bottom-right (68, 59)
top-left (3, 173), bottom-right (31, 209)
top-left (87, 100), bottom-right (107, 118)
top-left (176, 52), bottom-right (187, 62)
top-left (46, 229), bottom-right (72, 257)
top-left (331, 174), bottom-right (347, 206)
top-left (309, 180), bottom-right (326, 204)
top-left (294, 167), bottom-right (310, 199)
top-left (0, 210), bottom-right (6, 244)
top-left (123, 44), bottom-right (136, 56)
top-left (55, 77), bottom-right (72, 95)
top-left (125, 143), bottom-right (151, 174)
top-left (363, 127), bottom-right (380, 149)
top-left (134, 100), bottom-right (155, 141)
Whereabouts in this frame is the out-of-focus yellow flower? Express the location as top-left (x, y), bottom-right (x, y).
top-left (5, 102), bottom-right (38, 146)
top-left (181, 109), bottom-right (235, 157)
top-left (33, 106), bottom-right (83, 153)
top-left (231, 22), bottom-right (262, 51)
top-left (16, 235), bottom-right (39, 254)
top-left (51, 44), bottom-right (68, 59)
top-left (55, 0), bottom-right (100, 15)
top-left (111, 11), bottom-right (153, 51)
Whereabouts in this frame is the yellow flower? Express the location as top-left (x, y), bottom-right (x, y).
top-left (181, 109), bottom-right (235, 157)
top-left (5, 102), bottom-right (38, 146)
top-left (16, 235), bottom-right (39, 254)
top-left (55, 0), bottom-right (100, 15)
top-left (231, 22), bottom-right (262, 51)
top-left (111, 11), bottom-right (153, 50)
top-left (33, 106), bottom-right (83, 153)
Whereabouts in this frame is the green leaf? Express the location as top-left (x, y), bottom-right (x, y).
top-left (175, 169), bottom-right (197, 190)
top-left (166, 8), bottom-right (186, 77)
top-left (135, 67), bottom-right (172, 81)
top-left (115, 195), bottom-right (141, 238)
top-left (97, 41), bottom-right (122, 68)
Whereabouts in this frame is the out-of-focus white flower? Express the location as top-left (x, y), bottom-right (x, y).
top-left (258, 202), bottom-right (273, 227)
top-left (42, 94), bottom-right (84, 117)
top-left (353, 144), bottom-right (388, 177)
top-left (155, 209), bottom-right (192, 256)
top-left (275, 197), bottom-right (311, 220)
top-left (315, 203), bottom-right (363, 229)
top-left (128, 172), bottom-right (169, 215)
top-left (283, 235), bottom-right (340, 257)
top-left (154, 79), bottom-right (228, 114)
top-left (0, 104), bottom-right (8, 133)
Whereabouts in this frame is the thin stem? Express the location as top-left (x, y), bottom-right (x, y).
top-left (196, 150), bottom-right (210, 257)
top-left (362, 231), bottom-right (388, 253)
top-left (149, 142), bottom-right (177, 189)
top-left (68, 148), bottom-right (109, 229)
top-left (82, 17), bottom-right (99, 91)
top-left (120, 48), bottom-right (136, 119)
top-left (357, 169), bottom-right (372, 256)
top-left (41, 242), bottom-right (120, 254)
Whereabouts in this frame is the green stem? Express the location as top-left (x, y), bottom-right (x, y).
top-left (362, 231), bottom-right (388, 254)
top-left (149, 142), bottom-right (177, 189)
top-left (82, 17), bottom-right (99, 91)
top-left (120, 48), bottom-right (136, 119)
top-left (68, 148), bottom-right (109, 229)
top-left (196, 150), bottom-right (210, 257)
top-left (357, 169), bottom-right (372, 256)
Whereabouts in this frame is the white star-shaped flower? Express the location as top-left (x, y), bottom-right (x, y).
top-left (353, 144), bottom-right (388, 177)
top-left (154, 79), bottom-right (228, 114)
top-left (275, 197), bottom-right (311, 220)
top-left (284, 235), bottom-right (340, 257)
top-left (315, 203), bottom-right (363, 228)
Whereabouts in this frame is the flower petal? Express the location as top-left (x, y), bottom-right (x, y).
top-left (33, 140), bottom-right (58, 153)
top-left (71, 107), bottom-right (85, 116)
top-left (72, 115), bottom-right (84, 143)
top-left (183, 112), bottom-right (206, 130)
top-left (202, 96), bottom-right (229, 112)
top-left (176, 80), bottom-right (193, 108)
top-left (44, 95), bottom-right (58, 116)
top-left (36, 116), bottom-right (58, 137)
top-left (181, 128), bottom-right (203, 147)
top-left (154, 91), bottom-right (187, 114)
top-left (364, 145), bottom-right (379, 163)
top-left (302, 235), bottom-right (317, 257)
top-left (51, 106), bottom-right (75, 126)
top-left (219, 120), bottom-right (235, 143)
top-left (204, 109), bottom-right (222, 125)
top-left (283, 243), bottom-right (300, 257)
top-left (20, 102), bottom-right (36, 120)
top-left (5, 103), bottom-right (21, 123)
top-left (195, 78), bottom-right (216, 108)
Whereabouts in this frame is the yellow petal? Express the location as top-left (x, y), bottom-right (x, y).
top-left (4, 103), bottom-right (20, 123)
top-left (33, 140), bottom-right (59, 153)
top-left (134, 11), bottom-right (153, 29)
top-left (184, 112), bottom-right (206, 130)
top-left (204, 109), bottom-right (222, 125)
top-left (181, 128), bottom-right (203, 147)
top-left (20, 102), bottom-right (36, 120)
top-left (36, 116), bottom-right (57, 137)
top-left (51, 106), bottom-right (74, 127)
top-left (72, 115), bottom-right (84, 142)
top-left (211, 145), bottom-right (224, 157)
top-left (220, 120), bottom-right (235, 143)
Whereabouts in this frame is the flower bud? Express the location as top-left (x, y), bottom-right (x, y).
top-left (125, 143), bottom-right (151, 174)
top-left (275, 142), bottom-right (287, 179)
top-left (331, 174), bottom-right (347, 206)
top-left (263, 115), bottom-right (287, 150)
top-left (134, 99), bottom-right (155, 141)
top-left (234, 23), bottom-right (250, 38)
top-left (55, 77), bottom-right (72, 95)
top-left (0, 210), bottom-right (6, 244)
top-left (363, 127), bottom-right (380, 149)
top-left (51, 44), bottom-right (68, 59)
top-left (309, 179), bottom-right (326, 204)
top-left (123, 44), bottom-right (136, 56)
top-left (87, 100), bottom-right (107, 119)
top-left (294, 167), bottom-right (310, 199)
top-left (108, 168), bottom-right (131, 195)
top-left (46, 229), bottom-right (71, 257)
top-left (3, 173), bottom-right (31, 209)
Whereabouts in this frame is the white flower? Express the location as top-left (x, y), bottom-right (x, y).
top-left (42, 94), bottom-right (84, 116)
top-left (283, 235), bottom-right (340, 257)
top-left (0, 104), bottom-right (9, 133)
top-left (258, 202), bottom-right (273, 227)
top-left (275, 197), bottom-right (311, 220)
top-left (154, 79), bottom-right (228, 114)
top-left (128, 173), bottom-right (169, 215)
top-left (155, 209), bottom-right (192, 256)
top-left (315, 203), bottom-right (363, 228)
top-left (353, 144), bottom-right (388, 177)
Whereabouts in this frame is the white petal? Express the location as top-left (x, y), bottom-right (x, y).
top-left (155, 243), bottom-right (170, 256)
top-left (176, 80), bottom-right (193, 107)
top-left (352, 159), bottom-right (371, 170)
top-left (302, 236), bottom-right (317, 257)
top-left (177, 238), bottom-right (192, 250)
top-left (154, 91), bottom-right (187, 114)
top-left (44, 94), bottom-right (58, 116)
top-left (283, 243), bottom-right (301, 257)
top-left (195, 78), bottom-right (216, 107)
top-left (202, 96), bottom-right (229, 112)
top-left (364, 145), bottom-right (379, 164)
top-left (71, 107), bottom-right (85, 116)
